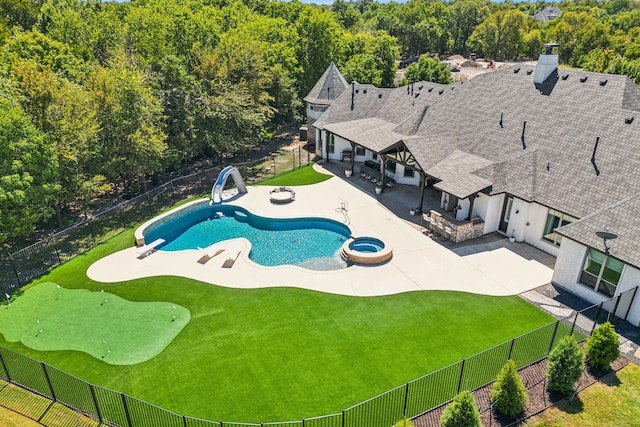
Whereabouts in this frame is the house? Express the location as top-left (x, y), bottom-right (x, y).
top-left (533, 6), bottom-right (561, 23)
top-left (303, 61), bottom-right (349, 144)
top-left (305, 46), bottom-right (640, 326)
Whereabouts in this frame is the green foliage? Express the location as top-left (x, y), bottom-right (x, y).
top-left (394, 419), bottom-right (415, 427)
top-left (0, 98), bottom-right (60, 243)
top-left (546, 336), bottom-right (584, 395)
top-left (440, 390), bottom-right (483, 427)
top-left (585, 322), bottom-right (620, 371)
top-left (491, 359), bottom-right (528, 417)
top-left (469, 9), bottom-right (527, 60)
top-left (402, 54), bottom-right (452, 84)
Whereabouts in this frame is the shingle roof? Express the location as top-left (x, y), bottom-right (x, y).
top-left (311, 64), bottom-right (640, 265)
top-left (557, 191), bottom-right (640, 270)
top-left (533, 6), bottom-right (561, 22)
top-left (428, 150), bottom-right (493, 199)
top-left (303, 62), bottom-right (349, 105)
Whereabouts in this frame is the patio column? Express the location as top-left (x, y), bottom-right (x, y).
top-left (418, 173), bottom-right (426, 213)
top-left (379, 155), bottom-right (386, 189)
top-left (466, 194), bottom-right (477, 221)
top-left (350, 141), bottom-right (355, 171)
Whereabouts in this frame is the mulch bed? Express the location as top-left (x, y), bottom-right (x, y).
top-left (412, 356), bottom-right (631, 427)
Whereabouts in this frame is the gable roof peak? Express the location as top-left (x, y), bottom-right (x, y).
top-left (303, 62), bottom-right (349, 105)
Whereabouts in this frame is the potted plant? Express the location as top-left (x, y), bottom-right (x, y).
top-left (375, 185), bottom-right (383, 194)
top-left (509, 230), bottom-right (516, 243)
top-left (345, 168), bottom-right (353, 177)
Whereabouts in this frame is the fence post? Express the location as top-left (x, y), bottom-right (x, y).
top-left (8, 253), bottom-right (22, 288)
top-left (170, 181), bottom-right (176, 204)
top-left (397, 382), bottom-right (408, 418)
top-left (591, 302), bottom-right (604, 333)
top-left (507, 338), bottom-right (515, 360)
top-left (121, 393), bottom-right (133, 427)
top-left (52, 239), bottom-right (62, 265)
top-left (457, 359), bottom-right (466, 393)
top-left (342, 409), bottom-right (346, 427)
top-left (570, 311), bottom-right (578, 336)
top-left (41, 363), bottom-right (56, 401)
top-left (624, 287), bottom-right (639, 320)
top-left (298, 146), bottom-right (302, 168)
top-left (292, 149), bottom-right (295, 171)
top-left (89, 384), bottom-right (103, 423)
top-left (87, 219), bottom-right (98, 246)
top-left (547, 320), bottom-right (560, 354)
top-left (610, 294), bottom-right (622, 323)
top-left (146, 192), bottom-right (153, 216)
top-left (0, 350), bottom-right (11, 381)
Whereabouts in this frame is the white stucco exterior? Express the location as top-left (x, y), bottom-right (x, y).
top-left (553, 238), bottom-right (640, 326)
top-left (483, 194), bottom-right (504, 234)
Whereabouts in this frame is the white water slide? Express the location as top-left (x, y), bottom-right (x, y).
top-left (211, 166), bottom-right (248, 204)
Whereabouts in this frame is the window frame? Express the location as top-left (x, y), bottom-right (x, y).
top-left (579, 248), bottom-right (624, 298)
top-left (355, 146), bottom-right (365, 156)
top-left (327, 133), bottom-right (335, 154)
top-left (542, 209), bottom-right (577, 247)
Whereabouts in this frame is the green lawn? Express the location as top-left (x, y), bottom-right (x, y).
top-left (257, 163), bottom-right (332, 186)
top-left (0, 176), bottom-right (557, 423)
top-left (527, 363), bottom-right (640, 427)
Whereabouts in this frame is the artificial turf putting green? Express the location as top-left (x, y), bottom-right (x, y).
top-left (0, 282), bottom-right (189, 365)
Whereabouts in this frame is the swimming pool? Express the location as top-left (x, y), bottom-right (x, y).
top-left (144, 205), bottom-right (351, 270)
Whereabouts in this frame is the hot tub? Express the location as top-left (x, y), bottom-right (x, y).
top-left (340, 236), bottom-right (393, 265)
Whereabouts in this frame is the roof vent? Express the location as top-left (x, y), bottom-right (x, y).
top-left (521, 121), bottom-right (527, 150)
top-left (625, 117), bottom-right (634, 124)
top-left (580, 76), bottom-right (588, 83)
top-left (451, 86), bottom-right (455, 90)
top-left (363, 89), bottom-right (367, 94)
top-left (591, 136), bottom-right (600, 176)
top-left (514, 68), bottom-right (521, 73)
top-left (355, 89), bottom-right (359, 94)
top-left (599, 79), bottom-right (608, 86)
top-left (407, 86), bottom-right (410, 95)
top-left (378, 93), bottom-right (383, 99)
top-left (499, 111), bottom-right (504, 129)
top-left (562, 74), bottom-right (569, 80)
top-left (428, 87), bottom-right (433, 92)
top-left (527, 70), bottom-right (533, 75)
top-left (546, 162), bottom-right (550, 171)
top-left (418, 85), bottom-right (424, 90)
top-left (415, 93), bottom-right (420, 98)
top-left (439, 89), bottom-right (444, 95)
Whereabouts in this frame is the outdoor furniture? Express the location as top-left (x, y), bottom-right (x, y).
top-left (137, 238), bottom-right (165, 259)
top-left (364, 160), bottom-right (380, 170)
top-left (385, 180), bottom-right (395, 190)
top-left (341, 150), bottom-right (353, 162)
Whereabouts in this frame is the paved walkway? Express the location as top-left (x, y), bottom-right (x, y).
top-left (88, 164), bottom-right (553, 297)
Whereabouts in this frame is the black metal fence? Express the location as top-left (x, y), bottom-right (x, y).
top-left (1, 148), bottom-right (312, 298)
top-left (0, 287), bottom-right (636, 427)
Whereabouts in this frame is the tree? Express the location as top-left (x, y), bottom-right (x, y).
top-left (440, 390), bottom-right (482, 427)
top-left (340, 31), bottom-right (398, 87)
top-left (469, 9), bottom-right (528, 60)
top-left (546, 336), bottom-right (584, 395)
top-left (402, 54), bottom-right (453, 84)
top-left (0, 98), bottom-right (59, 244)
top-left (448, 0), bottom-right (490, 55)
top-left (394, 419), bottom-right (415, 427)
top-left (585, 322), bottom-right (620, 371)
top-left (491, 359), bottom-right (528, 417)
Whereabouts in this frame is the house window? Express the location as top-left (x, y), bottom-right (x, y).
top-left (355, 146), bottom-right (365, 156)
top-left (385, 160), bottom-right (396, 173)
top-left (579, 248), bottom-right (624, 297)
top-left (543, 209), bottom-right (577, 246)
top-left (404, 167), bottom-right (414, 178)
top-left (327, 133), bottom-right (335, 154)
top-left (372, 153), bottom-right (378, 160)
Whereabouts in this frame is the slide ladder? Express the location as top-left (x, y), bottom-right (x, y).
top-left (211, 166), bottom-right (248, 204)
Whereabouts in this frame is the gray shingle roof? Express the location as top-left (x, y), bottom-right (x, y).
top-left (428, 150), bottom-right (493, 199)
top-left (303, 62), bottom-right (349, 105)
top-left (533, 6), bottom-right (561, 22)
top-left (311, 64), bottom-right (640, 265)
top-left (557, 191), bottom-right (640, 270)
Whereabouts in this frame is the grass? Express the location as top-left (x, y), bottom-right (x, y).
top-left (0, 194), bottom-right (556, 423)
top-left (0, 282), bottom-right (189, 365)
top-left (0, 406), bottom-right (42, 427)
top-left (526, 363), bottom-right (640, 426)
top-left (257, 163), bottom-right (332, 186)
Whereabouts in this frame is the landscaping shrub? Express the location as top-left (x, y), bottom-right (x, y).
top-left (394, 419), bottom-right (415, 427)
top-left (440, 390), bottom-right (483, 427)
top-left (546, 336), bottom-right (584, 395)
top-left (585, 322), bottom-right (620, 371)
top-left (491, 359), bottom-right (528, 416)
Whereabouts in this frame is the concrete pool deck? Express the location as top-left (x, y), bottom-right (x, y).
top-left (87, 165), bottom-right (553, 297)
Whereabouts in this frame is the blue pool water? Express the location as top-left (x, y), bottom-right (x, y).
top-left (349, 237), bottom-right (384, 253)
top-left (144, 205), bottom-right (351, 270)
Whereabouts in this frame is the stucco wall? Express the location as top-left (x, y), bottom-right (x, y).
top-left (524, 203), bottom-right (560, 257)
top-left (483, 194), bottom-right (504, 234)
top-left (553, 238), bottom-right (640, 327)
